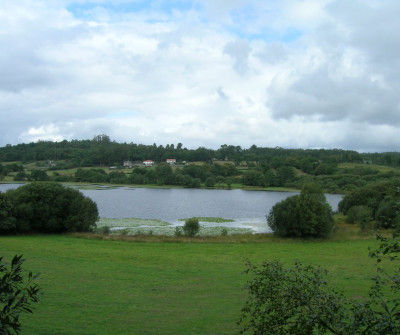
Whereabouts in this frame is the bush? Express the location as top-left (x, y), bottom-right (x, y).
top-left (174, 226), bottom-right (183, 237)
top-left (0, 255), bottom-right (40, 334)
top-left (2, 182), bottom-right (98, 234)
top-left (183, 218), bottom-right (200, 237)
top-left (239, 234), bottom-right (400, 334)
top-left (97, 226), bottom-right (110, 234)
top-left (346, 205), bottom-right (372, 231)
top-left (338, 179), bottom-right (399, 217)
top-left (267, 183), bottom-right (333, 238)
top-left (375, 197), bottom-right (400, 229)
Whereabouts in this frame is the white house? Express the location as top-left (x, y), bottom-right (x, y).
top-left (143, 160), bottom-right (155, 166)
top-left (166, 158), bottom-right (176, 165)
top-left (123, 161), bottom-right (133, 168)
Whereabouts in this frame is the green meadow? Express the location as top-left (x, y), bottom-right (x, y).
top-left (0, 233), bottom-right (392, 335)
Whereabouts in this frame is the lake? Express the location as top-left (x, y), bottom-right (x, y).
top-left (0, 184), bottom-right (342, 233)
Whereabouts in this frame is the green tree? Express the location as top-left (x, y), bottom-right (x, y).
top-left (375, 196), bottom-right (400, 229)
top-left (274, 166), bottom-right (295, 186)
top-left (0, 193), bottom-right (16, 234)
top-left (155, 163), bottom-right (175, 185)
top-left (205, 176), bottom-right (216, 188)
top-left (267, 183), bottom-right (333, 238)
top-left (242, 170), bottom-right (265, 187)
top-left (3, 182), bottom-right (98, 234)
top-left (29, 169), bottom-right (49, 181)
top-left (13, 172), bottom-right (27, 182)
top-left (0, 255), bottom-right (40, 335)
top-left (183, 218), bottom-right (200, 237)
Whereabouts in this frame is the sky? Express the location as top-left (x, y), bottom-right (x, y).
top-left (1, 0), bottom-right (400, 152)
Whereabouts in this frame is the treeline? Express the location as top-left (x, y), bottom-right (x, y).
top-left (1, 134), bottom-right (400, 167)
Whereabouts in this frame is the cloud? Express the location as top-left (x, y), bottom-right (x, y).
top-left (0, 0), bottom-right (400, 152)
top-left (223, 38), bottom-right (251, 75)
top-left (267, 0), bottom-right (400, 128)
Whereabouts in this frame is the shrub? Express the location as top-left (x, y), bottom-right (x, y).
top-left (174, 226), bottom-right (183, 237)
top-left (183, 218), bottom-right (200, 237)
top-left (97, 226), bottom-right (110, 234)
top-left (375, 197), bottom-right (400, 229)
top-left (346, 205), bottom-right (372, 231)
top-left (239, 234), bottom-right (400, 334)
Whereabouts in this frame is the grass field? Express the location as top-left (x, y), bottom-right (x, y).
top-left (338, 162), bottom-right (399, 173)
top-left (0, 233), bottom-right (394, 335)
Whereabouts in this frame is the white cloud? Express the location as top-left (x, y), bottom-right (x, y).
top-left (0, 0), bottom-right (399, 152)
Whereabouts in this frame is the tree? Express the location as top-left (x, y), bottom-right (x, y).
top-left (183, 218), bottom-right (200, 237)
top-left (375, 196), bottom-right (400, 229)
top-left (239, 234), bottom-right (400, 334)
top-left (267, 183), bottom-right (333, 238)
top-left (205, 176), bottom-right (216, 188)
top-left (29, 169), bottom-right (49, 181)
top-left (0, 255), bottom-right (40, 334)
top-left (3, 182), bottom-right (98, 234)
top-left (155, 163), bottom-right (175, 185)
top-left (0, 193), bottom-right (16, 234)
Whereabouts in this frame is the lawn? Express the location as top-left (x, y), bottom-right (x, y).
top-left (0, 234), bottom-right (390, 335)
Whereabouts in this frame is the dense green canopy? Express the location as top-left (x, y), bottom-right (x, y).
top-left (0, 182), bottom-right (98, 234)
top-left (267, 183), bottom-right (334, 238)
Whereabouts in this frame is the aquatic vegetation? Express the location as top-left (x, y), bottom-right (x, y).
top-left (96, 217), bottom-right (171, 228)
top-left (114, 226), bottom-right (252, 236)
top-left (178, 217), bottom-right (235, 223)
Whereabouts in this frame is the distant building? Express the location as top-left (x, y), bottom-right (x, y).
top-left (166, 158), bottom-right (176, 165)
top-left (143, 160), bottom-right (155, 166)
top-left (123, 161), bottom-right (133, 168)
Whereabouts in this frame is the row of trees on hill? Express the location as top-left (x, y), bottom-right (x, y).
top-left (2, 136), bottom-right (400, 168)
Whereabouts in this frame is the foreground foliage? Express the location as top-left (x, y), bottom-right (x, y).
top-left (239, 234), bottom-right (400, 334)
top-left (0, 182), bottom-right (98, 234)
top-left (0, 255), bottom-right (40, 335)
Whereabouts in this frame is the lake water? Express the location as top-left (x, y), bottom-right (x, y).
top-left (0, 183), bottom-right (342, 232)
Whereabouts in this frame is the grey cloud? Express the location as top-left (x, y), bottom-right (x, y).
top-left (223, 38), bottom-right (251, 75)
top-left (256, 42), bottom-right (289, 64)
top-left (325, 1), bottom-right (400, 70)
top-left (217, 87), bottom-right (228, 100)
top-left (268, 66), bottom-right (400, 125)
top-left (268, 0), bottom-right (400, 127)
